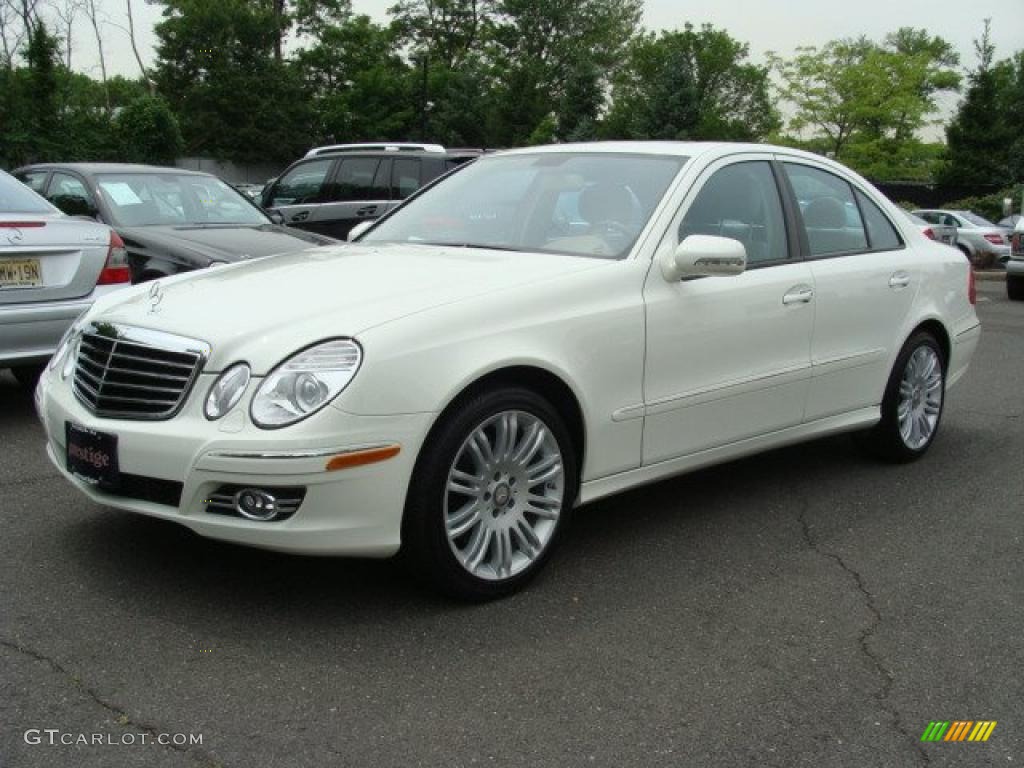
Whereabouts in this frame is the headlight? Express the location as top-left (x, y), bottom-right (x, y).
top-left (61, 335), bottom-right (81, 379)
top-left (49, 312), bottom-right (89, 372)
top-left (204, 363), bottom-right (251, 420)
top-left (250, 339), bottom-right (362, 429)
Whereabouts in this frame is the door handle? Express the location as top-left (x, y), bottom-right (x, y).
top-left (290, 211), bottom-right (310, 222)
top-left (356, 205), bottom-right (379, 217)
top-left (889, 271), bottom-right (911, 289)
top-left (782, 285), bottom-right (814, 305)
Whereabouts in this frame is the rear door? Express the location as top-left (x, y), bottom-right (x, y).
top-left (315, 156), bottom-right (387, 239)
top-left (264, 158), bottom-right (337, 234)
top-left (781, 160), bottom-right (917, 420)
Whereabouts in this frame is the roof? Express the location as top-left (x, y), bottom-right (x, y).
top-left (16, 163), bottom-right (211, 177)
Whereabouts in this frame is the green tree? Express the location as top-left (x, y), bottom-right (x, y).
top-left (153, 0), bottom-right (312, 163)
top-left (604, 24), bottom-right (778, 141)
top-left (488, 0), bottom-right (642, 145)
top-left (771, 29), bottom-right (960, 179)
top-left (114, 95), bottom-right (185, 164)
top-left (940, 22), bottom-right (1021, 186)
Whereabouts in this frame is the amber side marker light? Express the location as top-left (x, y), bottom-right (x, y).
top-left (326, 444), bottom-right (401, 471)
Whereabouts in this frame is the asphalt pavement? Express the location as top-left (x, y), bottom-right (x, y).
top-left (1, 280), bottom-right (1021, 768)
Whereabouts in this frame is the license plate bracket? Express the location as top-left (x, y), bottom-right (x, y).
top-left (65, 422), bottom-right (119, 488)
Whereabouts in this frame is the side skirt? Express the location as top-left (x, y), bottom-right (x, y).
top-left (578, 406), bottom-right (881, 506)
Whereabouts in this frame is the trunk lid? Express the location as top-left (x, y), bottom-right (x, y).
top-left (0, 214), bottom-right (111, 305)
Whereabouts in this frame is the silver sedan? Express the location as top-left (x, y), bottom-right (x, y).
top-left (913, 208), bottom-right (1011, 267)
top-left (0, 170), bottom-right (130, 388)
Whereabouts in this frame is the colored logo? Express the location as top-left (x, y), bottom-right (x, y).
top-left (921, 721), bottom-right (997, 742)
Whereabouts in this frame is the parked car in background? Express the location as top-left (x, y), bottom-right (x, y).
top-left (901, 209), bottom-right (957, 247)
top-left (36, 142), bottom-right (980, 599)
top-left (13, 164), bottom-right (335, 283)
top-left (232, 182), bottom-right (266, 201)
top-left (912, 209), bottom-right (1010, 267)
top-left (0, 169), bottom-right (128, 389)
top-left (998, 213), bottom-right (1020, 232)
top-left (261, 143), bottom-right (482, 240)
top-left (1007, 219), bottom-right (1024, 301)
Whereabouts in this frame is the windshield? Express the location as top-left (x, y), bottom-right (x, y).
top-left (96, 173), bottom-right (269, 227)
top-left (957, 211), bottom-right (995, 227)
top-left (362, 153), bottom-right (687, 259)
top-left (0, 171), bottom-right (56, 214)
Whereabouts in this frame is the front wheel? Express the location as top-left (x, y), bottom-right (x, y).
top-left (857, 332), bottom-right (945, 463)
top-left (402, 387), bottom-right (578, 600)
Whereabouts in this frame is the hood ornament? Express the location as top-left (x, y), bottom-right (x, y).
top-left (148, 281), bottom-right (164, 314)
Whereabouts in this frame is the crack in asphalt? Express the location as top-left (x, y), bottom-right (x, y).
top-left (0, 637), bottom-right (224, 768)
top-left (795, 501), bottom-right (931, 766)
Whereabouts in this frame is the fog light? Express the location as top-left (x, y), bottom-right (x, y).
top-left (234, 488), bottom-right (278, 521)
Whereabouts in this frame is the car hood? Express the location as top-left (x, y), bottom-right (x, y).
top-left (91, 242), bottom-right (605, 372)
top-left (117, 223), bottom-right (334, 265)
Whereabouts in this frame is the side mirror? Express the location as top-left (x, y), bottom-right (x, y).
top-left (662, 235), bottom-right (747, 281)
top-left (346, 220), bottom-right (374, 241)
top-left (266, 209), bottom-right (285, 226)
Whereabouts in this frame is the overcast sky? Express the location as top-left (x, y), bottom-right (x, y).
top-left (52, 0), bottom-right (1024, 135)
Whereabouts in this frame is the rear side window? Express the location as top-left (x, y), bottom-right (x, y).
top-left (269, 159), bottom-right (333, 206)
top-left (854, 190), bottom-right (902, 250)
top-left (0, 171), bottom-right (55, 213)
top-left (15, 170), bottom-right (49, 193)
top-left (785, 163), bottom-right (868, 257)
top-left (392, 158), bottom-right (422, 200)
top-left (333, 158), bottom-right (381, 202)
top-left (48, 172), bottom-right (98, 217)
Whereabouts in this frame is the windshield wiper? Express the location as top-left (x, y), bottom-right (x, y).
top-left (417, 241), bottom-right (524, 252)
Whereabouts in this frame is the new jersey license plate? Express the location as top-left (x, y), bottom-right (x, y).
top-left (0, 258), bottom-right (42, 287)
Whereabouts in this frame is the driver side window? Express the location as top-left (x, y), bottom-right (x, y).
top-left (679, 161), bottom-right (790, 266)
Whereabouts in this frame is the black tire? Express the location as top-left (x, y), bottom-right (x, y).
top-left (11, 364), bottom-right (44, 390)
top-left (856, 332), bottom-right (946, 463)
top-left (401, 386), bottom-right (578, 601)
top-left (1008, 275), bottom-right (1024, 301)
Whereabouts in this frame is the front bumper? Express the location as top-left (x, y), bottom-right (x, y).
top-left (37, 369), bottom-right (434, 556)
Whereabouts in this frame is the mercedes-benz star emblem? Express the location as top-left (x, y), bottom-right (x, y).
top-left (148, 281), bottom-right (164, 313)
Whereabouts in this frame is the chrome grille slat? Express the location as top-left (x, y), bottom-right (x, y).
top-left (71, 323), bottom-right (208, 420)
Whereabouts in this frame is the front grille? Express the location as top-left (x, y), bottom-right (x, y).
top-left (72, 323), bottom-right (209, 420)
top-left (205, 484), bottom-right (306, 521)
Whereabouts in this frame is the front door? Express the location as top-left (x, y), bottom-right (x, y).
top-left (642, 156), bottom-right (814, 463)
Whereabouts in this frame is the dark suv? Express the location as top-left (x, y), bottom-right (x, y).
top-left (261, 144), bottom-right (482, 239)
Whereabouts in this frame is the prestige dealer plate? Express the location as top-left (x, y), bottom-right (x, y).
top-left (65, 422), bottom-right (119, 488)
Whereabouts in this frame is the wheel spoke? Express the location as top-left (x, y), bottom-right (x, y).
top-left (494, 528), bottom-right (514, 577)
top-left (463, 526), bottom-right (493, 571)
top-left (511, 518), bottom-right (542, 558)
top-left (447, 469), bottom-right (482, 497)
top-left (446, 501), bottom-right (482, 538)
top-left (527, 453), bottom-right (561, 485)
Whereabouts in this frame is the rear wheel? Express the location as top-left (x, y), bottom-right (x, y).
top-left (1008, 275), bottom-right (1024, 301)
top-left (11, 364), bottom-right (44, 390)
top-left (402, 387), bottom-right (578, 600)
top-left (857, 332), bottom-right (945, 463)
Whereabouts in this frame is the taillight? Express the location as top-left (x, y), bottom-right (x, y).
top-left (983, 233), bottom-right (1004, 245)
top-left (97, 230), bottom-right (130, 285)
top-left (0, 221), bottom-right (46, 228)
top-left (922, 227), bottom-right (936, 240)
top-left (968, 267), bottom-right (976, 305)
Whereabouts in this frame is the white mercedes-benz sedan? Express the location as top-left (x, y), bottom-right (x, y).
top-left (36, 142), bottom-right (981, 599)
